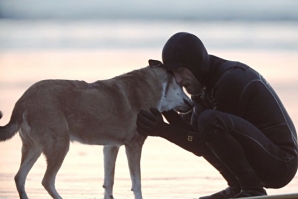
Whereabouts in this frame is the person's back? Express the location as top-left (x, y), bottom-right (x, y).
top-left (206, 55), bottom-right (297, 158)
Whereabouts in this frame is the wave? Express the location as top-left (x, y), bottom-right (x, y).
top-left (1, 0), bottom-right (298, 21)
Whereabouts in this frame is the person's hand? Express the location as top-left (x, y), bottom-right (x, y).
top-left (162, 109), bottom-right (180, 124)
top-left (162, 109), bottom-right (196, 131)
top-left (136, 107), bottom-right (166, 136)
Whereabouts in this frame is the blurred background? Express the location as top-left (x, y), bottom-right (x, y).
top-left (0, 1), bottom-right (298, 198)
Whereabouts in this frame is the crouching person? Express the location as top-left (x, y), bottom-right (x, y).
top-left (137, 32), bottom-right (298, 199)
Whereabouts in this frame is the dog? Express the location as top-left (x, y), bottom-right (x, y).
top-left (0, 62), bottom-right (193, 199)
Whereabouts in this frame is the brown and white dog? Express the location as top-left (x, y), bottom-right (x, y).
top-left (0, 64), bottom-right (193, 199)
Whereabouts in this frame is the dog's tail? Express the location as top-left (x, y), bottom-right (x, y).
top-left (0, 109), bottom-right (21, 141)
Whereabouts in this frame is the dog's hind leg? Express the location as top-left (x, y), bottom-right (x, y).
top-left (125, 141), bottom-right (144, 199)
top-left (39, 120), bottom-right (70, 199)
top-left (15, 129), bottom-right (42, 199)
top-left (41, 139), bottom-right (69, 199)
top-left (103, 145), bottom-right (120, 199)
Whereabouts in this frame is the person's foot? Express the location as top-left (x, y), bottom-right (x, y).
top-left (232, 188), bottom-right (267, 198)
top-left (199, 187), bottom-right (240, 199)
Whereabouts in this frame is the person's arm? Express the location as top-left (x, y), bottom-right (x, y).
top-left (137, 108), bottom-right (197, 137)
top-left (211, 69), bottom-right (245, 116)
top-left (137, 108), bottom-right (212, 155)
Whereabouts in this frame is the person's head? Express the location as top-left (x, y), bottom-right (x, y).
top-left (161, 32), bottom-right (210, 94)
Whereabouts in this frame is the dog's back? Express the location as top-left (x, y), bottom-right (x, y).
top-left (1, 66), bottom-right (165, 144)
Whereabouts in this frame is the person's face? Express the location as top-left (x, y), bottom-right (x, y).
top-left (171, 67), bottom-right (202, 95)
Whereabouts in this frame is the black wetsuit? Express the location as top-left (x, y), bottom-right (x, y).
top-left (162, 55), bottom-right (298, 189)
top-left (137, 32), bottom-right (298, 196)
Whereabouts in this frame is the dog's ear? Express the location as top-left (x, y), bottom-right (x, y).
top-left (149, 59), bottom-right (163, 68)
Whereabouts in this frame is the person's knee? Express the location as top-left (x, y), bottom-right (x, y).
top-left (198, 110), bottom-right (232, 143)
top-left (197, 110), bottom-right (217, 127)
top-left (197, 110), bottom-right (220, 143)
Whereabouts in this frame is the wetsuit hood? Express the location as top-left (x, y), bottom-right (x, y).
top-left (162, 32), bottom-right (210, 85)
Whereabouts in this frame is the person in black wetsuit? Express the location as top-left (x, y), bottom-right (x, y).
top-left (136, 32), bottom-right (298, 199)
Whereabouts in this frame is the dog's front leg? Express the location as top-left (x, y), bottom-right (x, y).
top-left (125, 142), bottom-right (144, 199)
top-left (103, 145), bottom-right (120, 199)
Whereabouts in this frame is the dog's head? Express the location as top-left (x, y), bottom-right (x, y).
top-left (149, 60), bottom-right (194, 113)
